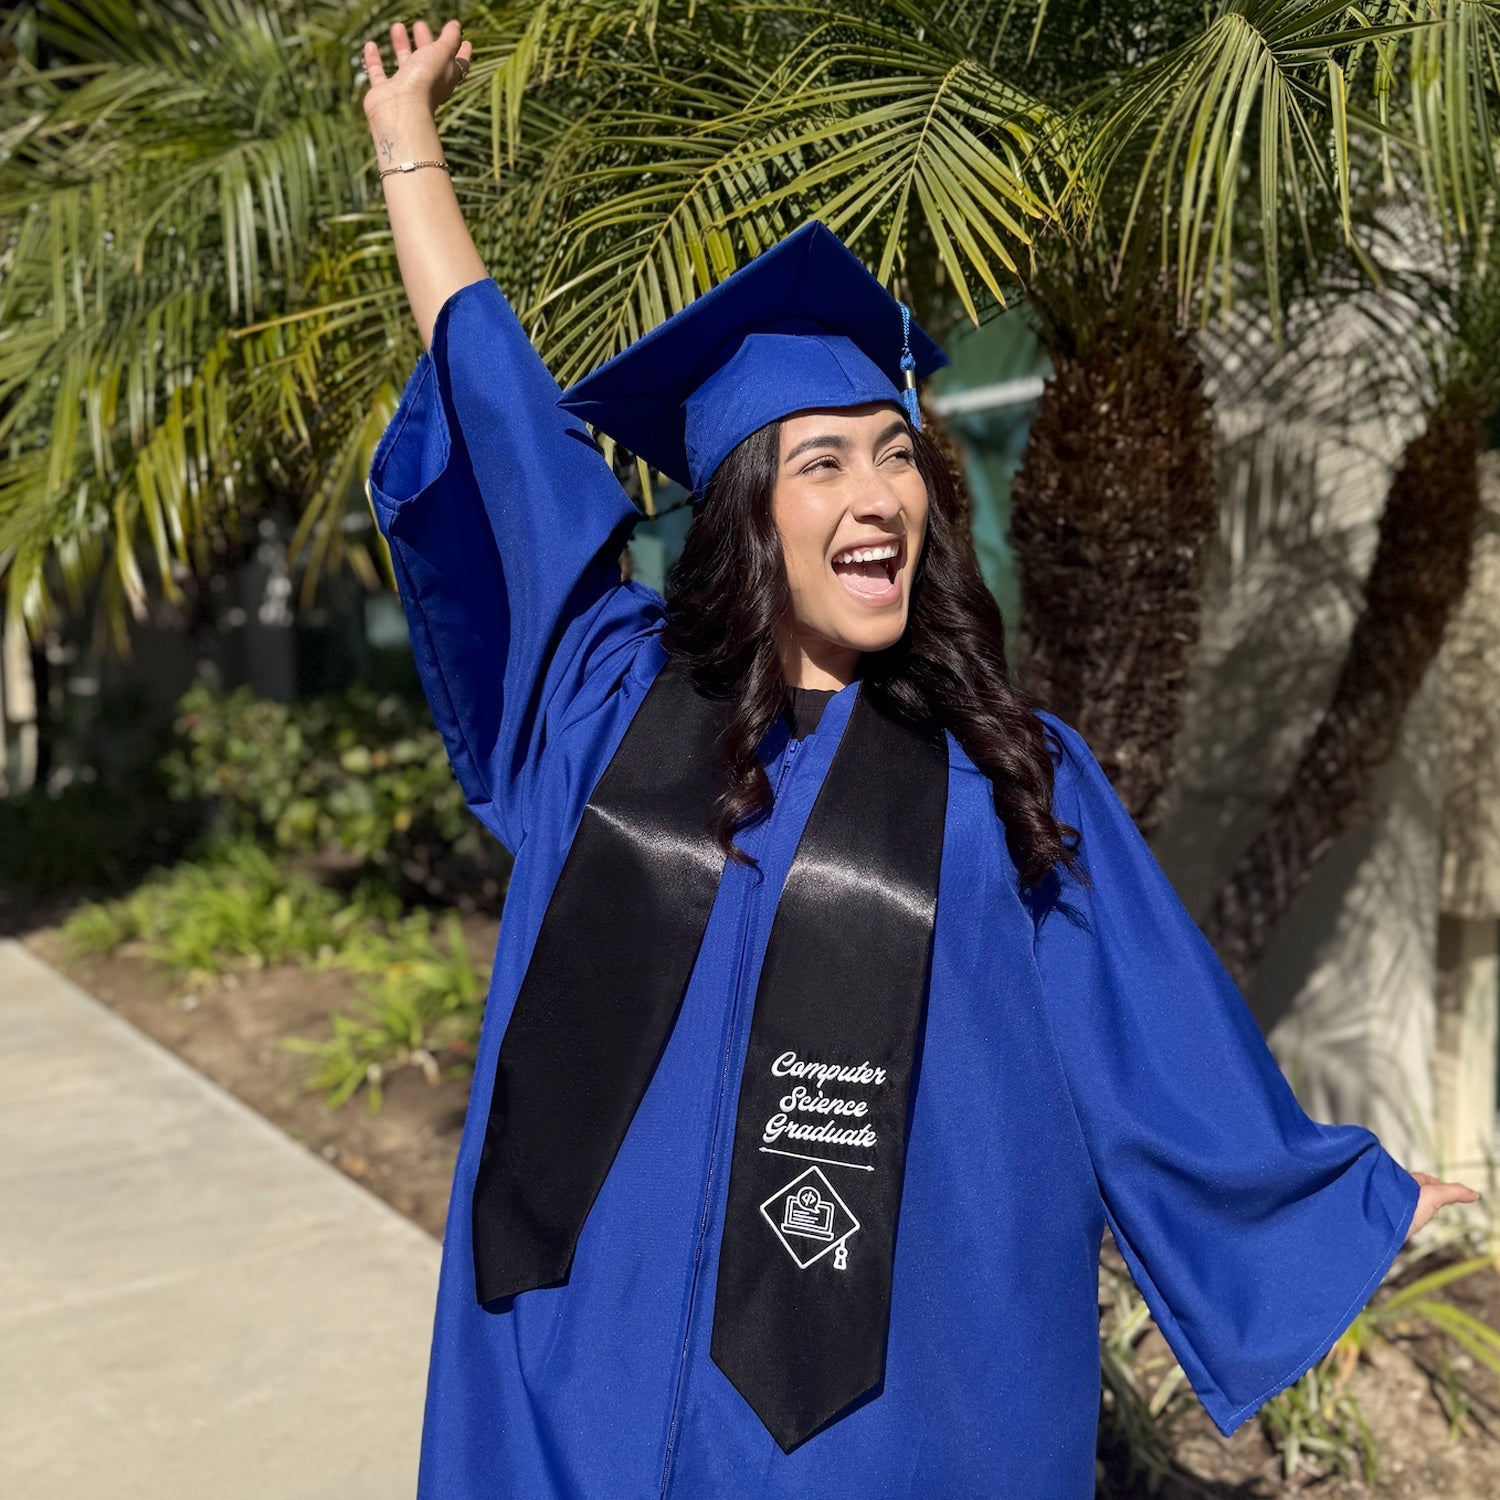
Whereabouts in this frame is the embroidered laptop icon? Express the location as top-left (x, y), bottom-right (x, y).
top-left (761, 1167), bottom-right (860, 1269)
top-left (782, 1184), bottom-right (835, 1241)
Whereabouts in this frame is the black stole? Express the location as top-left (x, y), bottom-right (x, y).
top-left (471, 657), bottom-right (948, 1452)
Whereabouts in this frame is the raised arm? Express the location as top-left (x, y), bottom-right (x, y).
top-left (360, 20), bottom-right (659, 854)
top-left (363, 20), bottom-right (483, 350)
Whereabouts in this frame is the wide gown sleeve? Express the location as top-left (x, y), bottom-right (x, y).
top-left (367, 277), bottom-right (653, 852)
top-left (1028, 711), bottom-right (1420, 1437)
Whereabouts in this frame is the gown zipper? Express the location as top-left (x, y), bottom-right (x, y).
top-left (658, 733), bottom-right (800, 1498)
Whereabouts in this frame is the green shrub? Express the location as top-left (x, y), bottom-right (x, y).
top-left (161, 682), bottom-right (509, 910)
top-left (1257, 1345), bottom-right (1377, 1486)
top-left (1095, 1260), bottom-right (1194, 1497)
top-left (1093, 1230), bottom-right (1500, 1493)
top-left (63, 834), bottom-right (491, 1108)
top-left (1252, 1240), bottom-right (1500, 1486)
top-left (284, 910), bottom-right (488, 1111)
top-left (0, 774), bottom-right (200, 897)
top-left (61, 835), bottom-right (404, 979)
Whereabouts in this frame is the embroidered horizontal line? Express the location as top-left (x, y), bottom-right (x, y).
top-left (759, 1146), bottom-right (874, 1173)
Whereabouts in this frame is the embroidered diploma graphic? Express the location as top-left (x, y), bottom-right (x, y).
top-left (762, 1166), bottom-right (860, 1270)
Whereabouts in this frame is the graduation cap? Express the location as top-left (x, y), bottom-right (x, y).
top-left (557, 220), bottom-right (948, 495)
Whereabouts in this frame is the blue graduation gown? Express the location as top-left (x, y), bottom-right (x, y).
top-left (369, 278), bottom-right (1420, 1499)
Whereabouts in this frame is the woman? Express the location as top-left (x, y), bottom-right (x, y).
top-left (362, 20), bottom-right (1478, 1499)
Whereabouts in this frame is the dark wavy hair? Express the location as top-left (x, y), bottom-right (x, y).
top-left (659, 414), bottom-right (1084, 890)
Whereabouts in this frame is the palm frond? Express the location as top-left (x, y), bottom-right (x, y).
top-left (0, 0), bottom-right (384, 631)
top-left (500, 11), bottom-right (1061, 379)
top-left (8, 0), bottom-right (1500, 634)
top-left (1055, 1), bottom-right (1445, 329)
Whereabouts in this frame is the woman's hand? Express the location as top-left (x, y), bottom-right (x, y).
top-left (1404, 1170), bottom-right (1481, 1242)
top-left (363, 19), bottom-right (473, 126)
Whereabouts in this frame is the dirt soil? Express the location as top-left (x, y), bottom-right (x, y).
top-left (1159, 1266), bottom-right (1500, 1497)
top-left (12, 903), bottom-right (1500, 1494)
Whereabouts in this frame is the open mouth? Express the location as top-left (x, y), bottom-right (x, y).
top-left (830, 538), bottom-right (902, 602)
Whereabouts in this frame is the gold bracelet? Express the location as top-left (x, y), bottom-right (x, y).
top-left (377, 158), bottom-right (452, 180)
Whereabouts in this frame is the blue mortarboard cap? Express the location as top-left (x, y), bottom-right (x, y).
top-left (558, 220), bottom-right (948, 494)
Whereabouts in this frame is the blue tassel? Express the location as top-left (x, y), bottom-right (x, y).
top-left (899, 302), bottom-right (922, 431)
top-left (900, 378), bottom-right (921, 431)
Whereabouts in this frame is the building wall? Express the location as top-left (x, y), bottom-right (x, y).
top-left (1150, 310), bottom-right (1443, 1169)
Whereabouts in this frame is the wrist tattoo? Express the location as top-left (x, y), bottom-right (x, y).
top-left (379, 136), bottom-right (396, 164)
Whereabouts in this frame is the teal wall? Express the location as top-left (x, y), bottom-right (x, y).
top-left (926, 308), bottom-right (1051, 633)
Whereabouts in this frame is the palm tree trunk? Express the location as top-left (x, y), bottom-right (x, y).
top-left (1202, 393), bottom-right (1485, 1015)
top-left (1010, 287), bottom-right (1218, 837)
top-left (29, 639), bottom-right (52, 789)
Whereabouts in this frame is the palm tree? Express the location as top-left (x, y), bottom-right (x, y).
top-left (442, 0), bottom-right (1500, 839)
top-left (467, 2), bottom-right (1500, 995)
top-left (1016, 1), bottom-right (1500, 847)
top-left (1202, 189), bottom-right (1500, 1006)
top-left (0, 0), bottom-right (386, 644)
top-left (5, 0), bottom-right (1498, 987)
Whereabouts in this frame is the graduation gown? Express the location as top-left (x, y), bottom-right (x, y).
top-left (368, 277), bottom-right (1420, 1500)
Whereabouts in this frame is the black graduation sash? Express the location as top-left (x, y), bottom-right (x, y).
top-left (471, 657), bottom-right (949, 1452)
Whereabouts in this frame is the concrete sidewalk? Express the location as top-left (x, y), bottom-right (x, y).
top-left (0, 939), bottom-right (440, 1500)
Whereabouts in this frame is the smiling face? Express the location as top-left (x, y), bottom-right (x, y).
top-left (770, 402), bottom-right (930, 689)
